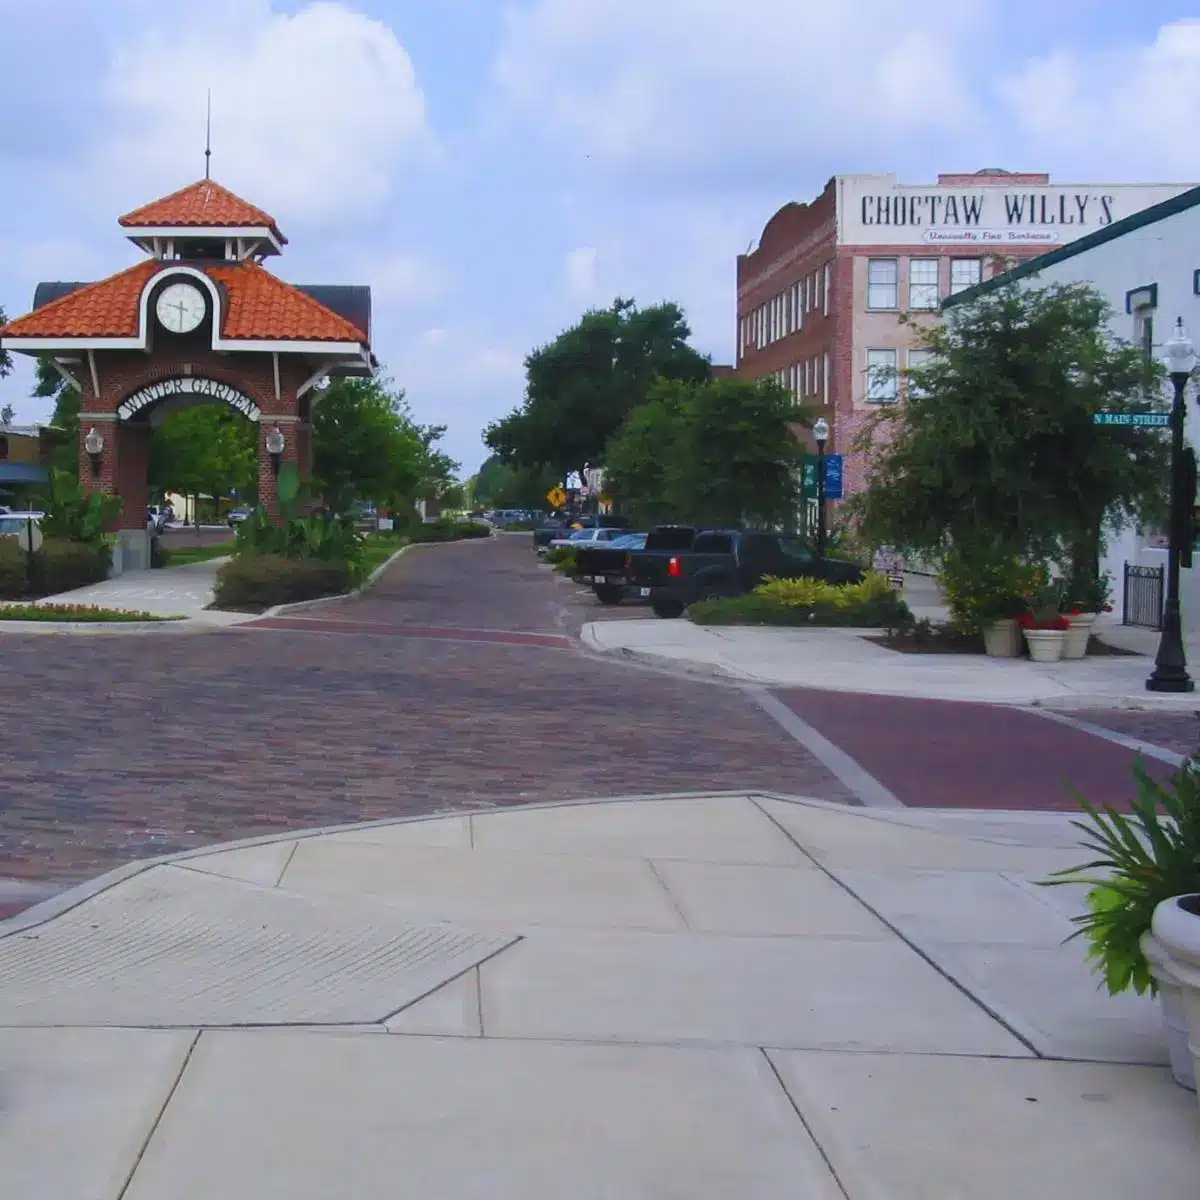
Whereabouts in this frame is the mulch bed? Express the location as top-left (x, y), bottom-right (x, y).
top-left (870, 630), bottom-right (1143, 658)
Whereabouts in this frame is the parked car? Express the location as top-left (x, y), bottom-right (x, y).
top-left (227, 506), bottom-right (254, 527)
top-left (571, 532), bottom-right (648, 604)
top-left (628, 528), bottom-right (863, 618)
top-left (146, 505), bottom-right (169, 534)
top-left (0, 511), bottom-right (44, 538)
top-left (545, 527), bottom-right (629, 555)
top-left (533, 516), bottom-right (573, 553)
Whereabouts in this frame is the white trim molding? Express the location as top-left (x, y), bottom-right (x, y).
top-left (122, 224), bottom-right (284, 255)
top-left (47, 358), bottom-right (82, 392)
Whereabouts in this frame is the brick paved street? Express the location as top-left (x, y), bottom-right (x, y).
top-left (0, 535), bottom-right (849, 900)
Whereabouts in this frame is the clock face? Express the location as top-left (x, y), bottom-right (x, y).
top-left (155, 282), bottom-right (206, 334)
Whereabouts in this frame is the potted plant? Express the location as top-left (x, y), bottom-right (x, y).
top-left (937, 548), bottom-right (1038, 657)
top-left (1060, 571), bottom-right (1114, 660)
top-left (1044, 755), bottom-right (1200, 1091)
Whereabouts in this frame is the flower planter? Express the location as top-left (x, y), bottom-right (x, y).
top-left (1141, 929), bottom-right (1197, 1091)
top-left (983, 618), bottom-right (1022, 658)
top-left (1023, 628), bottom-right (1066, 662)
top-left (1150, 895), bottom-right (1200, 1104)
top-left (1062, 612), bottom-right (1096, 660)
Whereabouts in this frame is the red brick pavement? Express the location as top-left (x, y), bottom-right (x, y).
top-left (1066, 709), bottom-right (1200, 759)
top-left (776, 689), bottom-right (1178, 811)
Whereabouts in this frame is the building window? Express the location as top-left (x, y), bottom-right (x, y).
top-left (949, 258), bottom-right (982, 294)
top-left (906, 348), bottom-right (935, 398)
top-left (867, 259), bottom-right (898, 309)
top-left (908, 259), bottom-right (940, 310)
top-left (865, 349), bottom-right (898, 403)
top-left (793, 282), bottom-right (801, 329)
top-left (823, 264), bottom-right (831, 315)
top-left (823, 352), bottom-right (831, 404)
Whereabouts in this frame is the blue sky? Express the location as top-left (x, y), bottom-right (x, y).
top-left (1, 1), bottom-right (1198, 473)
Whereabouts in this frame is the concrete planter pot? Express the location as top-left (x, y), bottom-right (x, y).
top-left (1141, 929), bottom-right (1197, 1091)
top-left (1022, 628), bottom-right (1066, 662)
top-left (982, 618), bottom-right (1022, 658)
top-left (1063, 612), bottom-right (1096, 660)
top-left (1150, 895), bottom-right (1200, 1103)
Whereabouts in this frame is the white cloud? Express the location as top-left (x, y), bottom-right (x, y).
top-left (95, 0), bottom-right (434, 225)
top-left (996, 19), bottom-right (1200, 179)
top-left (490, 0), bottom-right (985, 185)
top-left (347, 250), bottom-right (453, 307)
top-left (421, 328), bottom-right (449, 347)
top-left (564, 246), bottom-right (598, 297)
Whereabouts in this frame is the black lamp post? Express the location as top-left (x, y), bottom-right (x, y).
top-left (1147, 318), bottom-right (1196, 693)
top-left (813, 417), bottom-right (829, 563)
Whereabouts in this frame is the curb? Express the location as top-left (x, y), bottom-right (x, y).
top-left (0, 787), bottom-right (827, 940)
top-left (261, 542), bottom-right (417, 619)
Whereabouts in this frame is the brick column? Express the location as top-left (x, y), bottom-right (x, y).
top-left (257, 416), bottom-right (300, 519)
top-left (114, 422), bottom-right (150, 531)
top-left (77, 415), bottom-right (122, 527)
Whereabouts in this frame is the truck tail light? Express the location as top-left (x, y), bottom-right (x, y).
top-left (667, 556), bottom-right (681, 578)
top-left (625, 554), bottom-right (632, 570)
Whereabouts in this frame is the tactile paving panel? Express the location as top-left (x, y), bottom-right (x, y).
top-left (0, 865), bottom-right (518, 1027)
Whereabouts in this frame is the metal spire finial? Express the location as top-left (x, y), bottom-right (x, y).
top-left (204, 90), bottom-right (212, 180)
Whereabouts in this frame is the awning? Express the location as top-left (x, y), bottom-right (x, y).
top-left (0, 463), bottom-right (50, 485)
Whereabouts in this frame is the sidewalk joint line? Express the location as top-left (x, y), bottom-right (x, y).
top-left (745, 687), bottom-right (904, 809)
top-left (116, 1029), bottom-right (201, 1200)
top-left (1029, 708), bottom-right (1186, 767)
top-left (274, 841), bottom-right (300, 888)
top-left (645, 859), bottom-right (691, 930)
top-left (751, 798), bottom-right (1044, 1059)
top-left (760, 1048), bottom-right (852, 1200)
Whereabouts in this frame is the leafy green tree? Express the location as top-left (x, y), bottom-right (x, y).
top-left (0, 305), bottom-right (11, 380)
top-left (0, 404), bottom-right (13, 425)
top-left (469, 455), bottom-right (559, 510)
top-left (485, 298), bottom-right (711, 484)
top-left (150, 405), bottom-right (258, 511)
top-left (34, 358), bottom-right (81, 475)
top-left (851, 282), bottom-right (1169, 585)
top-left (604, 376), bottom-right (809, 528)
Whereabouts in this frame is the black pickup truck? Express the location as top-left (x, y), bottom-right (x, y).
top-left (532, 512), bottom-right (630, 552)
top-left (572, 525), bottom-right (698, 604)
top-left (629, 528), bottom-right (863, 618)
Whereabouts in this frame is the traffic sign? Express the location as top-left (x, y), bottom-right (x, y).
top-left (546, 486), bottom-right (567, 509)
top-left (1093, 411), bottom-right (1171, 428)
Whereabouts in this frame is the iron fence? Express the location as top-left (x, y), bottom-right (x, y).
top-left (1123, 562), bottom-right (1164, 630)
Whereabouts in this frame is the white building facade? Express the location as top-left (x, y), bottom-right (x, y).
top-left (944, 185), bottom-right (1200, 629)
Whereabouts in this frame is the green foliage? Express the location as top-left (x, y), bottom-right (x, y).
top-left (214, 554), bottom-right (353, 611)
top-left (851, 282), bottom-right (1169, 567)
top-left (409, 519), bottom-right (492, 544)
top-left (235, 509), bottom-right (366, 582)
top-left (547, 547), bottom-right (579, 574)
top-left (0, 602), bottom-right (177, 622)
top-left (485, 298), bottom-right (711, 481)
top-left (33, 358), bottom-right (82, 476)
top-left (689, 582), bottom-right (911, 628)
top-left (1044, 757), bottom-right (1200, 996)
top-left (605, 376), bottom-right (808, 528)
top-left (0, 307), bottom-right (11, 378)
top-left (0, 536), bottom-right (110, 599)
top-left (937, 545), bottom-right (1040, 632)
top-left (149, 405), bottom-right (257, 505)
top-left (38, 468), bottom-right (121, 553)
top-left (469, 456), bottom-right (559, 511)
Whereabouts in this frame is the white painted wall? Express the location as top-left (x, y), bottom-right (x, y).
top-left (1008, 197), bottom-right (1200, 627)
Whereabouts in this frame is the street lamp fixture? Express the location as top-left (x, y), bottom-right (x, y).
top-left (83, 426), bottom-right (104, 478)
top-left (265, 425), bottom-right (286, 478)
top-left (812, 418), bottom-right (830, 565)
top-left (1148, 317), bottom-right (1196, 693)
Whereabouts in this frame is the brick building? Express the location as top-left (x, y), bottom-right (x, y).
top-left (0, 178), bottom-right (374, 571)
top-left (735, 170), bottom-right (1195, 505)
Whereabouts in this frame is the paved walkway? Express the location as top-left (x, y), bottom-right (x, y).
top-left (1, 794), bottom-right (1194, 1198)
top-left (583, 618), bottom-right (1200, 708)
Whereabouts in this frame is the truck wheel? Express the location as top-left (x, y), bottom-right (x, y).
top-left (594, 585), bottom-right (623, 606)
top-left (652, 599), bottom-right (684, 619)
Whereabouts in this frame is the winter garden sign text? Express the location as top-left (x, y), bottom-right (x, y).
top-left (117, 377), bottom-right (262, 422)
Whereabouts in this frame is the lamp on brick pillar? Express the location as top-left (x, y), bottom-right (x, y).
top-left (265, 425), bottom-right (285, 478)
top-left (83, 426), bottom-right (105, 478)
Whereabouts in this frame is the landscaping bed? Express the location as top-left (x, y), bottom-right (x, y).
top-left (688, 575), bottom-right (912, 629)
top-left (0, 603), bottom-right (181, 623)
top-left (870, 622), bottom-right (1141, 656)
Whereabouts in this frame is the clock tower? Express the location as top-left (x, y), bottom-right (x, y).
top-left (0, 179), bottom-right (375, 572)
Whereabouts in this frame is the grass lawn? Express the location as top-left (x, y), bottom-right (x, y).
top-left (0, 603), bottom-right (184, 622)
top-left (359, 533), bottom-right (411, 576)
top-left (160, 542), bottom-right (236, 566)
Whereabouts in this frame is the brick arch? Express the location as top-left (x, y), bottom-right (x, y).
top-left (114, 360), bottom-right (274, 416)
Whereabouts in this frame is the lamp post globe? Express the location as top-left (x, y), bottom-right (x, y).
top-left (1147, 317), bottom-right (1196, 693)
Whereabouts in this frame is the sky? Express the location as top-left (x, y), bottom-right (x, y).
top-left (1, 0), bottom-right (1198, 474)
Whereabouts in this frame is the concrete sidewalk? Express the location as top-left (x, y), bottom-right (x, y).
top-left (582, 618), bottom-right (1200, 708)
top-left (0, 793), bottom-right (1195, 1198)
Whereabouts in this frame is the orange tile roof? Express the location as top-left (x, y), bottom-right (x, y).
top-left (119, 180), bottom-right (286, 243)
top-left (0, 261), bottom-right (365, 344)
top-left (0, 261), bottom-right (157, 338)
top-left (207, 262), bottom-right (366, 342)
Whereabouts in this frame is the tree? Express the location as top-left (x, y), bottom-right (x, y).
top-left (0, 404), bottom-right (13, 425)
top-left (604, 376), bottom-right (810, 528)
top-left (149, 405), bottom-right (258, 511)
top-left (0, 305), bottom-right (11, 380)
top-left (312, 374), bottom-right (458, 516)
top-left (469, 455), bottom-right (560, 510)
top-left (485, 298), bottom-right (712, 484)
top-left (851, 281), bottom-right (1169, 585)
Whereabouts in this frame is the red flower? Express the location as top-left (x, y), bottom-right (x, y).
top-left (1069, 608), bottom-right (1082, 616)
top-left (1103, 604), bottom-right (1113, 613)
top-left (1017, 613), bottom-right (1035, 629)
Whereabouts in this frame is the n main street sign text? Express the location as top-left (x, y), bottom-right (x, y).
top-left (1093, 412), bottom-right (1171, 428)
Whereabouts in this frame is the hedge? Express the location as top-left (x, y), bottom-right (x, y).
top-left (688, 591), bottom-right (912, 628)
top-left (0, 536), bottom-right (110, 599)
top-left (409, 520), bottom-right (491, 544)
top-left (213, 554), bottom-right (353, 611)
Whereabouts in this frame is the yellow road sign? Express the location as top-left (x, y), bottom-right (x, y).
top-left (546, 486), bottom-right (567, 508)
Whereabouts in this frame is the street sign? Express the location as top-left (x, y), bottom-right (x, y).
top-left (803, 455), bottom-right (844, 501)
top-left (546, 486), bottom-right (567, 509)
top-left (1093, 411), bottom-right (1171, 428)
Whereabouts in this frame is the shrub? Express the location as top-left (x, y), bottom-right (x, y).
top-left (38, 468), bottom-right (121, 553)
top-left (214, 554), bottom-right (353, 611)
top-left (409, 519), bottom-right (491, 544)
top-left (937, 547), bottom-right (1040, 632)
top-left (689, 588), bottom-right (911, 628)
top-left (0, 603), bottom-right (178, 622)
top-left (547, 547), bottom-right (580, 574)
top-left (0, 537), bottom-right (25, 598)
top-left (756, 571), bottom-right (895, 609)
top-left (0, 537), bottom-right (110, 599)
